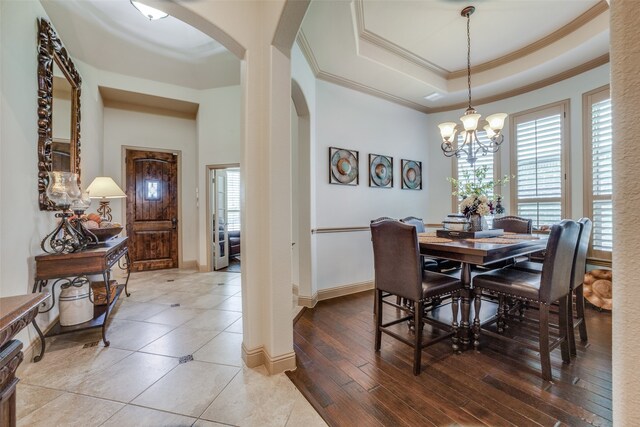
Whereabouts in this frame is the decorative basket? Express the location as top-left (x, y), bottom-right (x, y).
top-left (87, 227), bottom-right (123, 243)
top-left (90, 280), bottom-right (118, 306)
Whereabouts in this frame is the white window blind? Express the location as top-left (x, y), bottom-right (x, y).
top-left (227, 169), bottom-right (241, 232)
top-left (585, 87), bottom-right (612, 259)
top-left (512, 103), bottom-right (567, 229)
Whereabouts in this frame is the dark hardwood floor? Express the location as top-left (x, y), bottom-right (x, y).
top-left (287, 291), bottom-right (612, 427)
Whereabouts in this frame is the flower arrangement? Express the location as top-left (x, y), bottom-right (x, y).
top-left (447, 166), bottom-right (511, 217)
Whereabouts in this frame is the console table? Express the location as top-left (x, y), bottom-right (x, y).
top-left (31, 237), bottom-right (130, 362)
top-left (0, 293), bottom-right (49, 426)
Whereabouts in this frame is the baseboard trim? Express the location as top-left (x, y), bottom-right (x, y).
top-left (181, 260), bottom-right (198, 270)
top-left (297, 293), bottom-right (318, 308)
top-left (317, 281), bottom-right (374, 302)
top-left (198, 263), bottom-right (209, 273)
top-left (242, 344), bottom-right (297, 375)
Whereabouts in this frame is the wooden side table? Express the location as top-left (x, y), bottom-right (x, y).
top-left (31, 237), bottom-right (130, 362)
top-left (0, 293), bottom-right (49, 427)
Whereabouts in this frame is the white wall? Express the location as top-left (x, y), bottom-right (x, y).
top-left (291, 42), bottom-right (317, 300)
top-left (291, 100), bottom-right (300, 287)
top-left (102, 107), bottom-right (198, 264)
top-left (314, 80), bottom-right (430, 291)
top-left (0, 1), bottom-right (104, 346)
top-left (425, 64), bottom-right (611, 223)
top-left (196, 85), bottom-right (241, 269)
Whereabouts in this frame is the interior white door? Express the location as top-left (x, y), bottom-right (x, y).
top-left (212, 169), bottom-right (229, 270)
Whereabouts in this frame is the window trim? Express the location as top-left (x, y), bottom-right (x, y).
top-left (583, 84), bottom-right (612, 262)
top-left (450, 147), bottom-right (502, 213)
top-left (508, 99), bottom-right (572, 224)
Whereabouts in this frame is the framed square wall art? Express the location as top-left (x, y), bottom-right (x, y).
top-left (369, 154), bottom-right (393, 188)
top-left (329, 147), bottom-right (359, 186)
top-left (401, 159), bottom-right (422, 190)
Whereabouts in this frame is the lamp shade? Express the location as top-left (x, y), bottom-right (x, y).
top-left (438, 122), bottom-right (458, 141)
top-left (460, 113), bottom-right (481, 131)
top-left (486, 113), bottom-right (508, 131)
top-left (86, 177), bottom-right (126, 199)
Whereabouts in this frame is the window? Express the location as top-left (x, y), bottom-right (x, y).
top-left (226, 169), bottom-right (241, 232)
top-left (451, 132), bottom-right (498, 212)
top-left (510, 101), bottom-right (569, 229)
top-left (584, 86), bottom-right (612, 261)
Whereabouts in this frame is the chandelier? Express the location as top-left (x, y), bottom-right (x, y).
top-left (438, 6), bottom-right (507, 165)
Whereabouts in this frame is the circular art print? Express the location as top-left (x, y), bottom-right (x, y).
top-left (369, 154), bottom-right (393, 188)
top-left (330, 147), bottom-right (359, 185)
top-left (402, 159), bottom-right (422, 190)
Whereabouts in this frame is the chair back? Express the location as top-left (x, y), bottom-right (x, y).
top-left (400, 216), bottom-right (426, 233)
top-left (493, 216), bottom-right (532, 234)
top-left (539, 220), bottom-right (580, 304)
top-left (571, 218), bottom-right (593, 290)
top-left (370, 220), bottom-right (423, 301)
top-left (371, 216), bottom-right (395, 224)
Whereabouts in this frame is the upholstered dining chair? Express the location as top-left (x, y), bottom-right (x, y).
top-left (475, 215), bottom-right (534, 272)
top-left (513, 218), bottom-right (593, 357)
top-left (400, 217), bottom-right (440, 272)
top-left (400, 216), bottom-right (460, 273)
top-left (471, 220), bottom-right (580, 381)
top-left (370, 219), bottom-right (463, 375)
top-left (492, 215), bottom-right (533, 234)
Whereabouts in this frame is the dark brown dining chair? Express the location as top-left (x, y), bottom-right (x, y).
top-left (400, 217), bottom-right (439, 272)
top-left (400, 216), bottom-right (459, 273)
top-left (370, 219), bottom-right (463, 375)
top-left (492, 215), bottom-right (533, 234)
top-left (513, 218), bottom-right (593, 356)
top-left (472, 220), bottom-right (580, 381)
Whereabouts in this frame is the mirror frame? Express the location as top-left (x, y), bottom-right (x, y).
top-left (37, 18), bottom-right (82, 211)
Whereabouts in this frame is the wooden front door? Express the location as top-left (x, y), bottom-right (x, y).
top-left (125, 149), bottom-right (178, 271)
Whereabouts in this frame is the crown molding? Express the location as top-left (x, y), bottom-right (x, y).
top-left (298, 31), bottom-right (430, 113)
top-left (316, 70), bottom-right (430, 113)
top-left (296, 30), bottom-right (321, 75)
top-left (354, 0), bottom-right (448, 77)
top-left (353, 0), bottom-right (608, 80)
top-left (448, 0), bottom-right (609, 79)
top-left (429, 53), bottom-right (609, 113)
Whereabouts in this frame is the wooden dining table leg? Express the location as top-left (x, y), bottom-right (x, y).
top-left (459, 263), bottom-right (472, 348)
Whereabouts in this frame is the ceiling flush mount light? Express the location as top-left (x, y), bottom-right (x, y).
top-left (438, 6), bottom-right (507, 165)
top-left (131, 0), bottom-right (168, 21)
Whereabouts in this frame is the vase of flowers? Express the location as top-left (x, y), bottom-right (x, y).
top-left (447, 166), bottom-right (511, 232)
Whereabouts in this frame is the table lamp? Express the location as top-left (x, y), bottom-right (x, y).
top-left (86, 177), bottom-right (126, 221)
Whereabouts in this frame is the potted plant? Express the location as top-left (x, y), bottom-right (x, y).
top-left (447, 166), bottom-right (511, 231)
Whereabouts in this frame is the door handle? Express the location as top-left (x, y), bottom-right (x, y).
top-left (171, 218), bottom-right (178, 229)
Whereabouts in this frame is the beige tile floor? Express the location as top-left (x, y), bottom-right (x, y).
top-left (17, 269), bottom-right (325, 427)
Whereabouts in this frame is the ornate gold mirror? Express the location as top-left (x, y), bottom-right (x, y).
top-left (38, 18), bottom-right (82, 210)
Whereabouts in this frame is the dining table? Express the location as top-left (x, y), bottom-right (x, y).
top-left (418, 231), bottom-right (548, 349)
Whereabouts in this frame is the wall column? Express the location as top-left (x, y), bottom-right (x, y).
top-left (611, 0), bottom-right (640, 424)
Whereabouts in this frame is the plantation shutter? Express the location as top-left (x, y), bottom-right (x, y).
top-left (585, 87), bottom-right (612, 260)
top-left (227, 169), bottom-right (241, 231)
top-left (512, 103), bottom-right (567, 229)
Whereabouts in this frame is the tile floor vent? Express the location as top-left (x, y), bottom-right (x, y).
top-left (170, 303), bottom-right (181, 308)
top-left (83, 341), bottom-right (99, 349)
top-left (178, 355), bottom-right (194, 364)
top-left (167, 279), bottom-right (175, 282)
top-left (217, 283), bottom-right (225, 286)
